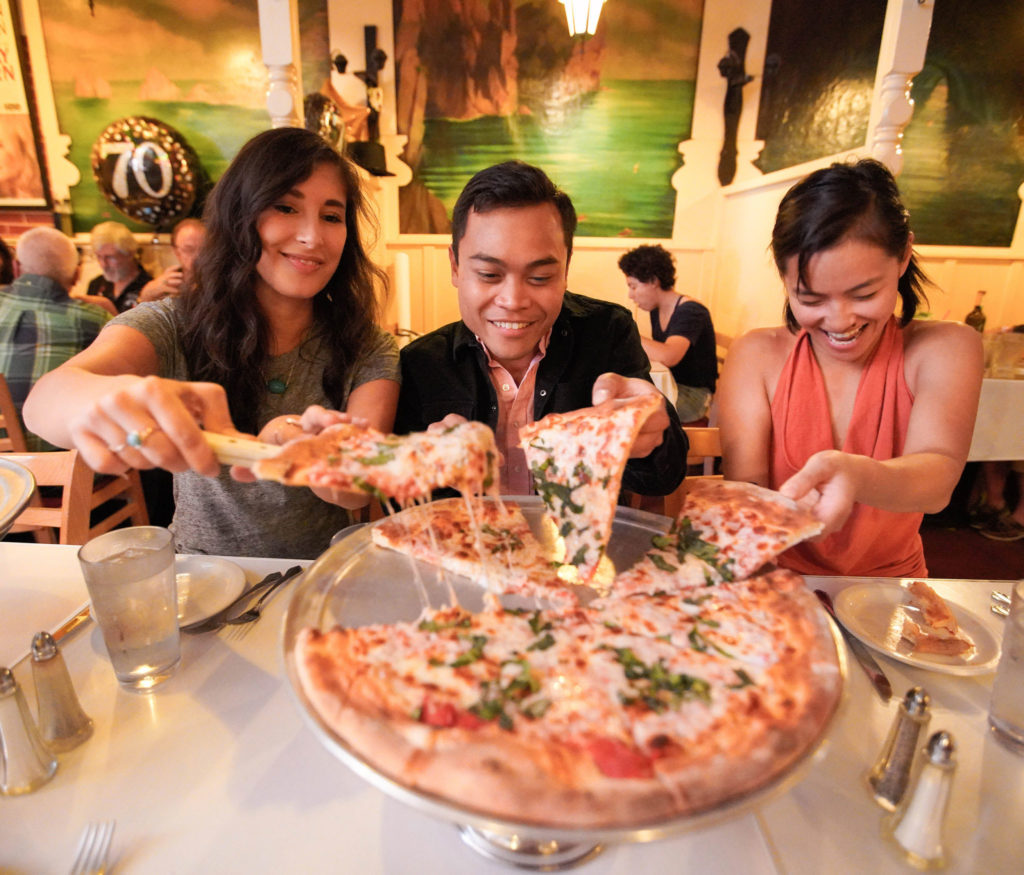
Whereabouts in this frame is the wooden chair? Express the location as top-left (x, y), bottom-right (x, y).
top-left (715, 332), bottom-right (733, 368)
top-left (684, 426), bottom-right (723, 478)
top-left (5, 449), bottom-right (149, 545)
top-left (0, 374), bottom-right (28, 452)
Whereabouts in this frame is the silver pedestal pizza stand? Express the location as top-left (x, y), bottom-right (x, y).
top-left (282, 499), bottom-right (846, 870)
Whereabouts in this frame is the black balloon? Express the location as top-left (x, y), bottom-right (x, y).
top-left (90, 117), bottom-right (200, 228)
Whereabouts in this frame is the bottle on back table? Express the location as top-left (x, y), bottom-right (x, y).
top-left (965, 290), bottom-right (986, 332)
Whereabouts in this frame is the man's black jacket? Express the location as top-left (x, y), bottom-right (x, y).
top-left (395, 292), bottom-right (687, 496)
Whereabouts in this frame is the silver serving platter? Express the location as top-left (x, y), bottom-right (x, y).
top-left (281, 497), bottom-right (846, 864)
top-left (0, 457), bottom-right (35, 539)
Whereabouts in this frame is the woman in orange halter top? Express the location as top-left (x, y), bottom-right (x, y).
top-left (717, 160), bottom-right (982, 577)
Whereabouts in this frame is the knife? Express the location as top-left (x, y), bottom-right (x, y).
top-left (180, 566), bottom-right (302, 634)
top-left (10, 601), bottom-right (93, 667)
top-left (814, 589), bottom-right (892, 703)
top-left (52, 603), bottom-right (93, 644)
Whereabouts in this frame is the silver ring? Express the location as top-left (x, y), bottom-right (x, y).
top-left (110, 442), bottom-right (128, 454)
top-left (125, 425), bottom-right (157, 449)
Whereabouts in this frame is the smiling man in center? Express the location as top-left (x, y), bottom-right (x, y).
top-left (396, 160), bottom-right (686, 497)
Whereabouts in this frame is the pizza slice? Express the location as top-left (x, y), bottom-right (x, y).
top-left (607, 517), bottom-right (732, 600)
top-left (598, 570), bottom-right (842, 810)
top-left (251, 421), bottom-right (499, 504)
top-left (369, 498), bottom-right (578, 608)
top-left (673, 479), bottom-right (824, 579)
top-left (519, 393), bottom-right (663, 582)
top-left (900, 580), bottom-right (974, 656)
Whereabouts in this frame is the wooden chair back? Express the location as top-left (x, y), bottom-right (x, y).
top-left (6, 449), bottom-right (149, 545)
top-left (715, 332), bottom-right (733, 368)
top-left (0, 374), bottom-right (28, 452)
top-left (684, 427), bottom-right (723, 477)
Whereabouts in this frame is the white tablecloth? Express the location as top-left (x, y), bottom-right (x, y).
top-left (1, 543), bottom-right (1020, 873)
top-left (968, 378), bottom-right (1024, 461)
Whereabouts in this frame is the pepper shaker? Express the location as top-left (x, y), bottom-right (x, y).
top-left (883, 730), bottom-right (957, 870)
top-left (31, 631), bottom-right (94, 752)
top-left (0, 666), bottom-right (59, 795)
top-left (867, 686), bottom-right (931, 810)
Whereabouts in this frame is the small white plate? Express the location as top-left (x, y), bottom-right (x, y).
top-left (0, 457), bottom-right (35, 538)
top-left (835, 582), bottom-right (1001, 676)
top-left (175, 556), bottom-right (247, 626)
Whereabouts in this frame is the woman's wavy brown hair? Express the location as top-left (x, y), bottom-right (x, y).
top-left (179, 127), bottom-right (386, 432)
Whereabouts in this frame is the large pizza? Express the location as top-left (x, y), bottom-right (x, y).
top-left (283, 402), bottom-right (843, 830)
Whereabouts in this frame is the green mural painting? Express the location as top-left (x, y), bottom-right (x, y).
top-left (37, 0), bottom-right (329, 233)
top-left (394, 0), bottom-right (705, 238)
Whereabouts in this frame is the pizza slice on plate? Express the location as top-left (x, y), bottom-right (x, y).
top-left (250, 421), bottom-right (499, 504)
top-left (370, 498), bottom-right (577, 608)
top-left (519, 393), bottom-right (663, 582)
top-left (900, 580), bottom-right (974, 656)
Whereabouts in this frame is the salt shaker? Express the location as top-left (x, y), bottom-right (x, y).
top-left (31, 631), bottom-right (94, 752)
top-left (0, 666), bottom-right (58, 795)
top-left (867, 686), bottom-right (931, 810)
top-left (883, 730), bottom-right (957, 870)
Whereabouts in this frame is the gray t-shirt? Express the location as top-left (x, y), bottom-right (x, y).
top-left (112, 299), bottom-right (400, 559)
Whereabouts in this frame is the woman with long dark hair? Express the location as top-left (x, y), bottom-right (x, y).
top-left (25, 128), bottom-right (399, 558)
top-left (717, 159), bottom-right (982, 577)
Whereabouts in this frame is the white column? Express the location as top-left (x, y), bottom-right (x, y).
top-left (258, 0), bottom-right (303, 128)
top-left (670, 1), bottom-right (771, 244)
top-left (868, 0), bottom-right (935, 176)
top-left (16, 0), bottom-right (80, 209)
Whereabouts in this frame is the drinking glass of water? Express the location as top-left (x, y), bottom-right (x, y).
top-left (77, 526), bottom-right (180, 692)
top-left (989, 579), bottom-right (1024, 754)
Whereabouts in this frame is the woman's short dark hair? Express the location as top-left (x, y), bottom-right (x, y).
top-left (772, 158), bottom-right (928, 332)
top-left (181, 127), bottom-right (385, 431)
top-left (450, 161), bottom-right (577, 261)
top-left (617, 244), bottom-right (676, 290)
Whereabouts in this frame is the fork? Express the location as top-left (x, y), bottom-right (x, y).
top-left (223, 565), bottom-right (303, 639)
top-left (69, 820), bottom-right (115, 875)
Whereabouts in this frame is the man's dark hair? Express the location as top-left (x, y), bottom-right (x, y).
top-left (772, 158), bottom-right (928, 331)
top-left (617, 244), bottom-right (676, 290)
top-left (451, 161), bottom-right (577, 262)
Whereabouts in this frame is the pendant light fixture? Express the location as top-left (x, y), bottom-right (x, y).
top-left (559, 0), bottom-right (606, 37)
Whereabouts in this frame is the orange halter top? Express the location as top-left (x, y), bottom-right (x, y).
top-left (770, 317), bottom-right (927, 577)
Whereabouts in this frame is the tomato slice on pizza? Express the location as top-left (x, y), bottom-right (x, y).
top-left (519, 394), bottom-right (663, 581)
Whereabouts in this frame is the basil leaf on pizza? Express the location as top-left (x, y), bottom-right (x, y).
top-left (518, 394), bottom-right (663, 581)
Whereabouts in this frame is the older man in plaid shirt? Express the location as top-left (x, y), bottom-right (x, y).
top-left (0, 227), bottom-right (110, 450)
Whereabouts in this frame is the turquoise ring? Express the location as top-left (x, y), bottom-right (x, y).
top-left (125, 426), bottom-right (157, 449)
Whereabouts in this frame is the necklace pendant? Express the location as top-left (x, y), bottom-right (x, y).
top-left (266, 377), bottom-right (287, 395)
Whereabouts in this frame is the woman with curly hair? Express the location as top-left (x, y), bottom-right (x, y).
top-left (25, 127), bottom-right (399, 558)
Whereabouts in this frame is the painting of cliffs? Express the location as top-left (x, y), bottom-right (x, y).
top-left (395, 0), bottom-right (704, 237)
